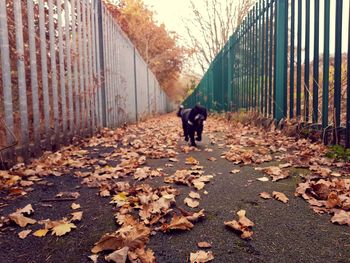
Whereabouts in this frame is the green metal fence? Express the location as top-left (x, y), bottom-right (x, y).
top-left (183, 0), bottom-right (350, 146)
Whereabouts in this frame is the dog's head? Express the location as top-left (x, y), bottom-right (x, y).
top-left (189, 105), bottom-right (207, 127)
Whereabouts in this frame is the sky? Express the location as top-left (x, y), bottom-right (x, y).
top-left (142, 0), bottom-right (192, 41)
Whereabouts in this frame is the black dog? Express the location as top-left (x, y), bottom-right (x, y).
top-left (177, 105), bottom-right (207, 147)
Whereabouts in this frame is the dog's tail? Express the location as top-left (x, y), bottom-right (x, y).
top-left (176, 105), bottom-right (184, 117)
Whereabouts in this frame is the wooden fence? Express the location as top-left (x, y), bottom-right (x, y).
top-left (0, 0), bottom-right (173, 167)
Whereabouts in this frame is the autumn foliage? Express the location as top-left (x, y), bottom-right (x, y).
top-left (103, 0), bottom-right (185, 96)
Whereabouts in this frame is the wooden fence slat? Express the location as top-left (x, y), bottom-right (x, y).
top-left (82, 0), bottom-right (91, 133)
top-left (0, 0), bottom-right (15, 160)
top-left (77, 0), bottom-right (85, 134)
top-left (38, 0), bottom-right (51, 149)
top-left (64, 0), bottom-right (74, 136)
top-left (57, 0), bottom-right (67, 141)
top-left (71, 0), bottom-right (81, 134)
top-left (48, 0), bottom-right (60, 147)
top-left (26, 0), bottom-right (41, 155)
top-left (13, 0), bottom-right (29, 159)
top-left (87, 1), bottom-right (95, 133)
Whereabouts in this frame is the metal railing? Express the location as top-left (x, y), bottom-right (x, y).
top-left (183, 0), bottom-right (350, 146)
top-left (0, 0), bottom-right (173, 166)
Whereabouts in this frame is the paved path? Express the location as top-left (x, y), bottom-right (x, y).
top-left (0, 114), bottom-right (349, 263)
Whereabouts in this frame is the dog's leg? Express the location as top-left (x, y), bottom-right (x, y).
top-left (189, 129), bottom-right (196, 146)
top-left (182, 122), bottom-right (189, 141)
top-left (196, 125), bottom-right (203, 141)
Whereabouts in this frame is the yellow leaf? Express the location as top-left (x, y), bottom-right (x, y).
top-left (52, 222), bottom-right (76, 236)
top-left (33, 228), bottom-right (49, 237)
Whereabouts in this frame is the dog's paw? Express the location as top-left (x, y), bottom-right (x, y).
top-left (190, 142), bottom-right (197, 147)
top-left (195, 137), bottom-right (202, 141)
top-left (185, 137), bottom-right (189, 142)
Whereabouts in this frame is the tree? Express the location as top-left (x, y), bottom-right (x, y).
top-left (184, 0), bottom-right (255, 73)
top-left (104, 0), bottom-right (185, 95)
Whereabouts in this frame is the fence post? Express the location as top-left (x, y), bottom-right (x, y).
top-left (274, 0), bottom-right (288, 121)
top-left (133, 47), bottom-right (139, 121)
top-left (227, 39), bottom-right (233, 111)
top-left (96, 0), bottom-right (107, 127)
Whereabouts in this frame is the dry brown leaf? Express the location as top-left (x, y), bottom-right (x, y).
top-left (105, 246), bottom-right (129, 263)
top-left (88, 254), bottom-right (98, 263)
top-left (257, 177), bottom-right (269, 182)
top-left (184, 197), bottom-right (200, 208)
top-left (224, 210), bottom-right (254, 239)
top-left (56, 191), bottom-right (80, 199)
top-left (186, 209), bottom-right (206, 222)
top-left (130, 247), bottom-right (156, 263)
top-left (52, 222), bottom-right (76, 236)
top-left (230, 169), bottom-right (240, 174)
top-left (186, 156), bottom-right (199, 165)
top-left (272, 191), bottom-right (289, 203)
top-left (16, 204), bottom-right (34, 215)
top-left (9, 212), bottom-right (37, 227)
top-left (100, 189), bottom-right (111, 197)
top-left (207, 157), bottom-right (217, 161)
top-left (331, 210), bottom-right (350, 225)
top-left (259, 192), bottom-right (271, 199)
top-left (197, 241), bottom-right (212, 248)
top-left (190, 250), bottom-right (214, 263)
top-left (162, 214), bottom-right (194, 232)
top-left (71, 203), bottom-right (81, 210)
top-left (18, 230), bottom-right (32, 239)
top-left (169, 158), bottom-right (179, 162)
top-left (92, 222), bottom-right (150, 253)
top-left (189, 191), bottom-right (201, 199)
top-left (71, 211), bottom-right (83, 222)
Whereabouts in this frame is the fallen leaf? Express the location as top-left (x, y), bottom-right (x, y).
top-left (207, 157), bottom-right (216, 161)
top-left (52, 222), bottom-right (77, 236)
top-left (190, 250), bottom-right (214, 263)
top-left (88, 254), bottom-right (98, 263)
top-left (71, 203), bottom-right (81, 210)
top-left (224, 210), bottom-right (254, 239)
top-left (9, 213), bottom-right (37, 227)
top-left (331, 210), bottom-right (350, 225)
top-left (169, 158), bottom-right (179, 162)
top-left (272, 191), bottom-right (289, 203)
top-left (257, 177), bottom-right (269, 182)
top-left (186, 156), bottom-right (199, 165)
top-left (71, 211), bottom-right (83, 222)
top-left (184, 197), bottom-right (200, 208)
top-left (18, 230), bottom-right (32, 239)
top-left (162, 214), bottom-right (194, 232)
top-left (189, 191), bottom-right (201, 199)
top-left (33, 228), bottom-right (49, 237)
top-left (105, 246), bottom-right (129, 263)
top-left (197, 241), bottom-right (212, 248)
top-left (100, 189), bottom-right (111, 197)
top-left (16, 204), bottom-right (34, 215)
top-left (230, 169), bottom-right (240, 174)
top-left (56, 191), bottom-right (80, 199)
top-left (186, 209), bottom-right (206, 222)
top-left (259, 192), bottom-right (271, 199)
